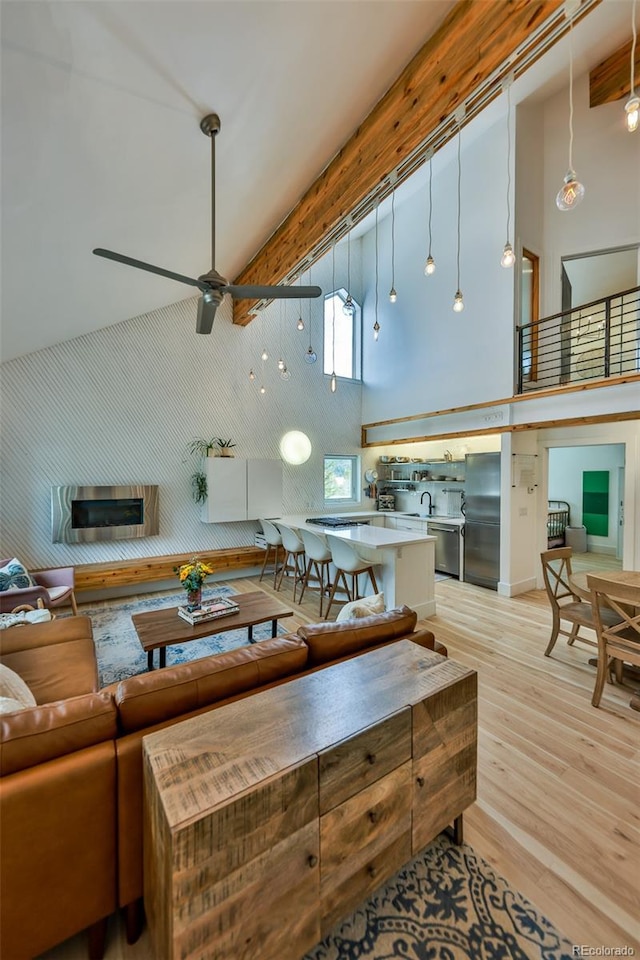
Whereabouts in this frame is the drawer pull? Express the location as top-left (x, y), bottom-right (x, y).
top-left (367, 865), bottom-right (377, 879)
top-left (366, 752), bottom-right (377, 765)
top-left (307, 854), bottom-right (318, 868)
top-left (368, 810), bottom-right (378, 824)
top-left (416, 776), bottom-right (425, 788)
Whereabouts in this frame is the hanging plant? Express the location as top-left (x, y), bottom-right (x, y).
top-left (191, 471), bottom-right (208, 503)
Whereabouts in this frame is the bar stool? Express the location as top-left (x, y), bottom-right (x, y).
top-left (275, 522), bottom-right (306, 601)
top-left (324, 534), bottom-right (380, 620)
top-left (258, 519), bottom-right (282, 589)
top-left (298, 528), bottom-right (333, 618)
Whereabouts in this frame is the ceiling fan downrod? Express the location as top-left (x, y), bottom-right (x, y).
top-left (200, 113), bottom-right (221, 273)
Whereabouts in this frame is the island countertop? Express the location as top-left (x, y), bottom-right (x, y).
top-left (275, 513), bottom-right (435, 549)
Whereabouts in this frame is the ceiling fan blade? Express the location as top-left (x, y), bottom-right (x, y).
top-left (195, 294), bottom-right (218, 335)
top-left (224, 284), bottom-right (322, 300)
top-left (93, 248), bottom-right (209, 292)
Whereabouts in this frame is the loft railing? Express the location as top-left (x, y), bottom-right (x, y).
top-left (516, 284), bottom-right (640, 394)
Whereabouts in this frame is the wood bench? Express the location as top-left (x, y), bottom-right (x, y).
top-left (36, 548), bottom-right (267, 593)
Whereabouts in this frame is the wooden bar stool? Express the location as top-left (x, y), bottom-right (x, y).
top-left (324, 533), bottom-right (379, 620)
top-left (258, 519), bottom-right (282, 589)
top-left (298, 528), bottom-right (333, 618)
top-left (275, 522), bottom-right (306, 601)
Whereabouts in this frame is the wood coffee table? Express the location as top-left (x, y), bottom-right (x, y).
top-left (132, 591), bottom-right (294, 670)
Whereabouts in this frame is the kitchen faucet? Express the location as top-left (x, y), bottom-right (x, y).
top-left (420, 491), bottom-right (434, 515)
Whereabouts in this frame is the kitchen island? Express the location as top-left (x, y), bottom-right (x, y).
top-left (276, 513), bottom-right (436, 618)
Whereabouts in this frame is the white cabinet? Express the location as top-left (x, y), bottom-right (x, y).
top-left (202, 458), bottom-right (282, 523)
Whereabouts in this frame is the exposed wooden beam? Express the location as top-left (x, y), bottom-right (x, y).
top-left (590, 38), bottom-right (640, 108)
top-left (232, 0), bottom-right (588, 326)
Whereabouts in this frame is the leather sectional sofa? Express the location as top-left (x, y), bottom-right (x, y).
top-left (0, 607), bottom-right (446, 959)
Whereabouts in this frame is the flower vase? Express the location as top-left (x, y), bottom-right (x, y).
top-left (186, 587), bottom-right (202, 612)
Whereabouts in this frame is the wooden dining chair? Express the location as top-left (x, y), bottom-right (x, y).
top-left (588, 574), bottom-right (640, 708)
top-left (539, 548), bottom-right (618, 657)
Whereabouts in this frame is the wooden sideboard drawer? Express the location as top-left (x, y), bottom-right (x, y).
top-left (320, 761), bottom-right (412, 930)
top-left (318, 708), bottom-right (411, 814)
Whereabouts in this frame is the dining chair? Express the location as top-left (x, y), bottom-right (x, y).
top-left (258, 520), bottom-right (282, 589)
top-left (588, 574), bottom-right (640, 708)
top-left (298, 528), bottom-right (333, 618)
top-left (539, 547), bottom-right (618, 657)
top-left (274, 523), bottom-right (306, 601)
top-left (324, 534), bottom-right (379, 620)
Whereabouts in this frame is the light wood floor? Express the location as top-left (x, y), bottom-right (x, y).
top-left (41, 567), bottom-right (639, 958)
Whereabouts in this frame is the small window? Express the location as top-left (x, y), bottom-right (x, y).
top-left (324, 455), bottom-right (359, 502)
top-left (323, 289), bottom-right (361, 381)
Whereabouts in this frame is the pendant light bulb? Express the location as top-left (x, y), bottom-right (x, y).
top-left (277, 357), bottom-right (285, 371)
top-left (424, 256), bottom-right (436, 276)
top-left (556, 170), bottom-right (585, 211)
top-left (342, 294), bottom-right (355, 317)
top-left (330, 372), bottom-right (337, 393)
top-left (453, 290), bottom-right (464, 313)
top-left (261, 348), bottom-right (268, 362)
top-left (625, 94), bottom-right (640, 132)
top-left (373, 320), bottom-right (380, 341)
top-left (388, 287), bottom-right (397, 304)
top-left (260, 385), bottom-right (266, 395)
top-left (248, 369), bottom-right (255, 382)
top-left (501, 242), bottom-right (515, 268)
top-left (296, 316), bottom-right (304, 331)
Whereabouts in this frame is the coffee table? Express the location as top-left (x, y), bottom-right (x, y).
top-left (132, 591), bottom-right (294, 669)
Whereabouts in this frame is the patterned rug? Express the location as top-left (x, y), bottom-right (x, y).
top-left (78, 585), bottom-right (281, 686)
top-left (304, 833), bottom-right (572, 960)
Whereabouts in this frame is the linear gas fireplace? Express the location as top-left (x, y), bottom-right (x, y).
top-left (51, 484), bottom-right (159, 543)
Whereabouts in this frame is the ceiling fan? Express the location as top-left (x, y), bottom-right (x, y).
top-left (93, 113), bottom-right (322, 334)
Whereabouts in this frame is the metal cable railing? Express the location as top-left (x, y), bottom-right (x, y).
top-left (517, 285), bottom-right (640, 394)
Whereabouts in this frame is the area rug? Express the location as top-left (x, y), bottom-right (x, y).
top-left (78, 585), bottom-right (283, 686)
top-left (304, 833), bottom-right (572, 960)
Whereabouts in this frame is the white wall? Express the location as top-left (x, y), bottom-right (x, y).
top-left (548, 443), bottom-right (625, 554)
top-left (0, 246), bottom-right (364, 568)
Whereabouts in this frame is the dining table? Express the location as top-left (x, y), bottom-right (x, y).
top-left (569, 569), bottom-right (640, 712)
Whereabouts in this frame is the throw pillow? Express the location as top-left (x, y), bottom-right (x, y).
top-left (0, 558), bottom-right (35, 592)
top-left (0, 609), bottom-right (52, 630)
top-left (0, 663), bottom-right (37, 707)
top-left (0, 696), bottom-right (31, 715)
top-left (336, 592), bottom-right (385, 623)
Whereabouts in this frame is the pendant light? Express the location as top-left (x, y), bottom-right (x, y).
top-left (343, 225), bottom-right (355, 317)
top-left (453, 115), bottom-right (464, 313)
top-left (373, 205), bottom-right (380, 340)
top-left (501, 76), bottom-right (515, 268)
top-left (296, 286), bottom-right (304, 331)
top-left (304, 266), bottom-right (317, 363)
top-left (625, 0), bottom-right (639, 132)
top-left (556, 6), bottom-right (585, 211)
top-left (330, 243), bottom-right (337, 392)
top-left (424, 149), bottom-right (436, 276)
top-left (388, 182), bottom-right (397, 303)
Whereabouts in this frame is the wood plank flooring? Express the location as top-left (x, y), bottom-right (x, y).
top-left (39, 566), bottom-right (639, 958)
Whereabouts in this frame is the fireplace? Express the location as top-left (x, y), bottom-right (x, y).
top-left (51, 484), bottom-right (159, 543)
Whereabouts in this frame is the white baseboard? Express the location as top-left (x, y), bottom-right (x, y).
top-left (498, 577), bottom-right (538, 597)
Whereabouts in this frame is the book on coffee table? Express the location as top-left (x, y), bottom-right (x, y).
top-left (177, 597), bottom-right (240, 626)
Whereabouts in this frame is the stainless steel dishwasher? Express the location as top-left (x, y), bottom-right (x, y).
top-left (426, 520), bottom-right (460, 577)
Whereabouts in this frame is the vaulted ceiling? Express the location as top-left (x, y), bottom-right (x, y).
top-left (1, 0), bottom-right (635, 361)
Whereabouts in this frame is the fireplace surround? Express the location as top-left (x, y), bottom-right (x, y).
top-left (51, 484), bottom-right (159, 543)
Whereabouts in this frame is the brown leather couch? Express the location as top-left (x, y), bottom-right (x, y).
top-left (1, 607), bottom-right (445, 957)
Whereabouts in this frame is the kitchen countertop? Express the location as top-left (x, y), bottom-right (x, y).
top-left (276, 513), bottom-right (435, 549)
top-left (391, 513), bottom-right (465, 526)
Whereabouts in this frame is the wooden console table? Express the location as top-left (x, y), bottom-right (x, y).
top-left (143, 640), bottom-right (477, 960)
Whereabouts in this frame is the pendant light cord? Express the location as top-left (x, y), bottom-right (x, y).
top-left (456, 128), bottom-right (461, 289)
top-left (632, 0), bottom-right (638, 94)
top-left (375, 205), bottom-right (379, 321)
top-left (391, 186), bottom-right (396, 288)
top-left (428, 155), bottom-right (433, 257)
top-left (568, 18), bottom-right (575, 171)
top-left (505, 82), bottom-right (512, 242)
top-left (331, 243), bottom-right (336, 374)
top-left (346, 228), bottom-right (351, 291)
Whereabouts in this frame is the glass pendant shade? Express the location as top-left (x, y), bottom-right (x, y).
top-left (424, 256), bottom-right (436, 276)
top-left (305, 346), bottom-right (317, 364)
top-left (342, 294), bottom-right (355, 317)
top-left (453, 290), bottom-right (464, 313)
top-left (280, 366), bottom-right (291, 381)
top-left (501, 242), bottom-right (515, 268)
top-left (556, 170), bottom-right (585, 211)
top-left (330, 372), bottom-right (337, 393)
top-left (389, 287), bottom-right (397, 303)
top-left (625, 94), bottom-right (640, 132)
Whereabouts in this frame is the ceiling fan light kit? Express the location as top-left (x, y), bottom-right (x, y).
top-left (93, 113), bottom-right (322, 334)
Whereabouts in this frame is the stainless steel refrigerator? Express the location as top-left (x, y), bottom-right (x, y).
top-left (463, 452), bottom-right (501, 590)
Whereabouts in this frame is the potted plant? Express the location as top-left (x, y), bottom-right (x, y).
top-left (216, 438), bottom-right (236, 457)
top-left (188, 437), bottom-right (219, 458)
top-left (191, 471), bottom-right (208, 504)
